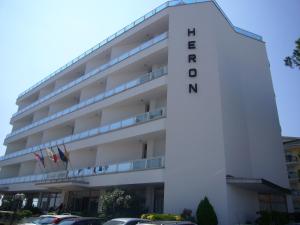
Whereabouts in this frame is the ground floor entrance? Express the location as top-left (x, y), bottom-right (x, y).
top-left (0, 183), bottom-right (164, 215)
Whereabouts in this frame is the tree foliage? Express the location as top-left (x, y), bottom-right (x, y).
top-left (284, 38), bottom-right (300, 69)
top-left (98, 189), bottom-right (145, 221)
top-left (196, 197), bottom-right (218, 225)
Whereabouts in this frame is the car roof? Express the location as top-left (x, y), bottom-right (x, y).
top-left (138, 221), bottom-right (196, 225)
top-left (64, 217), bottom-right (100, 221)
top-left (110, 218), bottom-right (148, 222)
top-left (40, 215), bottom-right (79, 218)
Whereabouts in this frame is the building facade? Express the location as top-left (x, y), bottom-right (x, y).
top-left (284, 137), bottom-right (300, 212)
top-left (0, 1), bottom-right (291, 224)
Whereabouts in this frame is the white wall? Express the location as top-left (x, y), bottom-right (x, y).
top-left (33, 107), bottom-right (49, 122)
top-left (100, 102), bottom-right (145, 125)
top-left (0, 164), bottom-right (20, 178)
top-left (42, 125), bottom-right (73, 142)
top-left (96, 141), bottom-right (142, 165)
top-left (6, 139), bottom-right (27, 154)
top-left (80, 81), bottom-right (106, 102)
top-left (19, 160), bottom-right (36, 176)
top-left (26, 132), bottom-right (43, 148)
top-left (48, 96), bottom-right (78, 115)
top-left (68, 148), bottom-right (97, 169)
top-left (74, 113), bottom-right (101, 133)
top-left (105, 69), bottom-right (146, 91)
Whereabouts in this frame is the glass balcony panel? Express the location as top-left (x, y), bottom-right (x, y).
top-left (104, 90), bottom-right (114, 98)
top-left (95, 166), bottom-right (104, 174)
top-left (121, 118), bottom-right (135, 127)
top-left (110, 122), bottom-right (121, 130)
top-left (132, 160), bottom-right (146, 170)
top-left (118, 162), bottom-right (132, 172)
top-left (147, 158), bottom-right (162, 168)
top-left (105, 164), bottom-right (117, 173)
top-left (99, 125), bottom-right (109, 133)
top-left (136, 114), bottom-right (147, 123)
top-left (114, 84), bottom-right (125, 94)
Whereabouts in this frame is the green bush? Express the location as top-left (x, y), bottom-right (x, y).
top-left (98, 189), bottom-right (145, 221)
top-left (196, 197), bottom-right (218, 225)
top-left (141, 213), bottom-right (182, 221)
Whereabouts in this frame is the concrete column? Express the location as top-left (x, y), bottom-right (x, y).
top-left (61, 191), bottom-right (69, 208)
top-left (145, 187), bottom-right (154, 213)
top-left (37, 192), bottom-right (43, 208)
top-left (25, 194), bottom-right (33, 208)
top-left (97, 189), bottom-right (106, 214)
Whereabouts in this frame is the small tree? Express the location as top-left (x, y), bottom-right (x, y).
top-left (196, 197), bottom-right (218, 225)
top-left (284, 38), bottom-right (300, 69)
top-left (99, 189), bottom-right (145, 221)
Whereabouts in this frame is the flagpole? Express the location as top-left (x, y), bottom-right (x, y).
top-left (62, 143), bottom-right (73, 170)
top-left (38, 148), bottom-right (47, 173)
top-left (33, 153), bottom-right (44, 174)
top-left (46, 148), bottom-right (55, 172)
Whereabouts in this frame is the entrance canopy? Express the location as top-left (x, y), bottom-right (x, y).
top-left (226, 176), bottom-right (290, 194)
top-left (35, 180), bottom-right (89, 191)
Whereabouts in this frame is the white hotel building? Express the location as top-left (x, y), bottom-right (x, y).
top-left (0, 0), bottom-right (292, 224)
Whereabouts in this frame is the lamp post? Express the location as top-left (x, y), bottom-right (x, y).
top-left (9, 193), bottom-right (25, 225)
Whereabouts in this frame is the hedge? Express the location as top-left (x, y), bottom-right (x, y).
top-left (141, 213), bottom-right (182, 221)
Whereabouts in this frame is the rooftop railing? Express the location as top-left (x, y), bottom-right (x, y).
top-left (0, 108), bottom-right (166, 162)
top-left (17, 0), bottom-right (262, 101)
top-left (6, 66), bottom-right (167, 141)
top-left (13, 32), bottom-right (168, 118)
top-left (0, 157), bottom-right (164, 185)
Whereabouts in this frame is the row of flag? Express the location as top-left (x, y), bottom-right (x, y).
top-left (33, 144), bottom-right (69, 168)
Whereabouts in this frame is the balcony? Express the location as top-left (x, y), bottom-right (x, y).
top-left (0, 108), bottom-right (166, 162)
top-left (13, 32), bottom-right (168, 119)
top-left (286, 154), bottom-right (300, 166)
top-left (0, 157), bottom-right (164, 186)
top-left (5, 67), bottom-right (167, 142)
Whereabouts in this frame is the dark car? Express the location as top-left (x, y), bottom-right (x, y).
top-left (57, 217), bottom-right (101, 225)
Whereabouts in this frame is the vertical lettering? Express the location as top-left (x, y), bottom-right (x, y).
top-left (189, 83), bottom-right (198, 93)
top-left (189, 68), bottom-right (197, 77)
top-left (188, 28), bottom-right (196, 36)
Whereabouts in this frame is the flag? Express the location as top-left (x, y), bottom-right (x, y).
top-left (46, 147), bottom-right (58, 163)
top-left (57, 146), bottom-right (68, 162)
top-left (62, 144), bottom-right (70, 160)
top-left (39, 149), bottom-right (46, 168)
top-left (33, 152), bottom-right (45, 168)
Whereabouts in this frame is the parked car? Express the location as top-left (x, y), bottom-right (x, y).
top-left (102, 218), bottom-right (150, 225)
top-left (18, 214), bottom-right (79, 225)
top-left (56, 217), bottom-right (101, 225)
top-left (137, 221), bottom-right (197, 225)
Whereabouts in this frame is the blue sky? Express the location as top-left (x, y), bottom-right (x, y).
top-left (0, 0), bottom-right (299, 156)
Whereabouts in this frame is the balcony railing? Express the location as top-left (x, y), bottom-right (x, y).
top-left (17, 0), bottom-right (262, 101)
top-left (13, 32), bottom-right (168, 118)
top-left (0, 157), bottom-right (164, 185)
top-left (0, 108), bottom-right (166, 162)
top-left (6, 66), bottom-right (167, 141)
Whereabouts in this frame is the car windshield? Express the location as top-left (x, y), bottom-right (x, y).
top-left (57, 220), bottom-right (76, 225)
top-left (103, 220), bottom-right (126, 225)
top-left (37, 217), bottom-right (55, 224)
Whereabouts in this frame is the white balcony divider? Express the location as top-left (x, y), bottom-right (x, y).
top-left (0, 157), bottom-right (164, 185)
top-left (17, 0), bottom-right (262, 101)
top-left (0, 108), bottom-right (166, 161)
top-left (13, 32), bottom-right (168, 118)
top-left (6, 66), bottom-right (167, 140)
